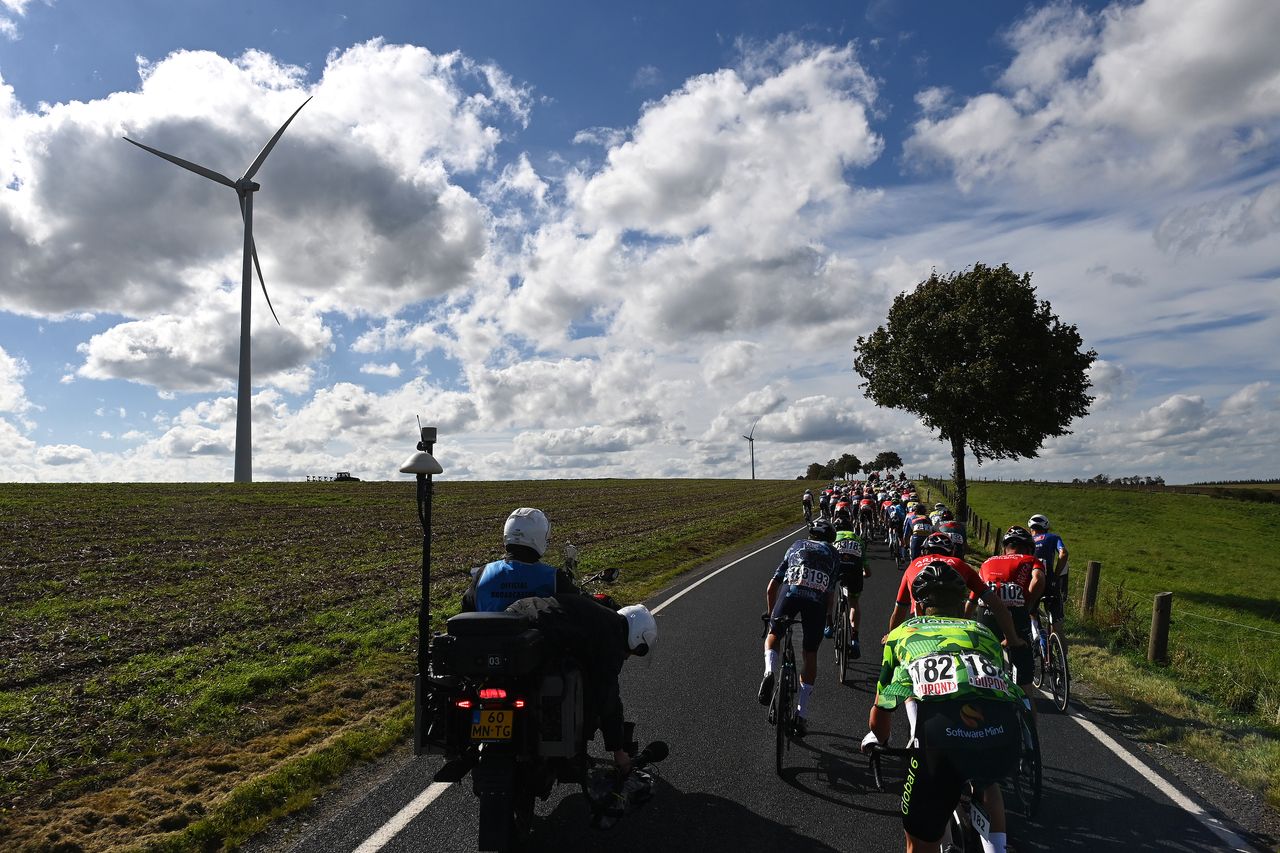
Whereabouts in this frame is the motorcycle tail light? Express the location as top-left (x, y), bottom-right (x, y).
top-left (478, 688), bottom-right (507, 700)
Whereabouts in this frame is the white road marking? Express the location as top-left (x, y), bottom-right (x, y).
top-left (351, 782), bottom-right (452, 853)
top-left (650, 526), bottom-right (808, 614)
top-left (1040, 690), bottom-right (1253, 851)
top-left (352, 526), bottom-right (803, 852)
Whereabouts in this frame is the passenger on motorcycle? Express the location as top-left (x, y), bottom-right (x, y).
top-left (461, 508), bottom-right (579, 612)
top-left (505, 594), bottom-right (657, 773)
top-left (757, 521), bottom-right (840, 737)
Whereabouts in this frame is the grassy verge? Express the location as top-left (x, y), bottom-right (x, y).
top-left (955, 480), bottom-right (1280, 809)
top-left (0, 479), bottom-right (805, 852)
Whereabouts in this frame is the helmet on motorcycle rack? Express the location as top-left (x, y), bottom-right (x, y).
top-left (618, 605), bottom-right (658, 656)
top-left (921, 532), bottom-right (956, 556)
top-left (503, 507), bottom-right (551, 558)
top-left (1028, 514), bottom-right (1050, 532)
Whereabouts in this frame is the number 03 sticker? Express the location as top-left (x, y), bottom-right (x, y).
top-left (907, 652), bottom-right (960, 697)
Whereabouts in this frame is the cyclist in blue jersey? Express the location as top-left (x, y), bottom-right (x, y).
top-left (1029, 513), bottom-right (1069, 643)
top-left (757, 521), bottom-right (839, 737)
top-left (460, 507), bottom-right (580, 612)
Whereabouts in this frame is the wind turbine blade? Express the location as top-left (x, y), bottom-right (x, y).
top-left (242, 96), bottom-right (312, 181)
top-left (123, 137), bottom-right (237, 188)
top-left (238, 195), bottom-right (281, 326)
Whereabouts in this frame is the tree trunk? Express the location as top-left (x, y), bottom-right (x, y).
top-left (950, 433), bottom-right (968, 525)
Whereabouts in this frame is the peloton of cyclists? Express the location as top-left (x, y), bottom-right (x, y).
top-left (758, 520), bottom-right (840, 737)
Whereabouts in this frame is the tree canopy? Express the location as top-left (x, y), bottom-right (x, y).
top-left (853, 263), bottom-right (1096, 518)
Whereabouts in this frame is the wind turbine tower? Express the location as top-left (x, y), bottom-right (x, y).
top-left (124, 97), bottom-right (311, 483)
top-left (742, 417), bottom-right (759, 480)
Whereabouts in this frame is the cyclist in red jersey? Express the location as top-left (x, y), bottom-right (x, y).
top-left (974, 526), bottom-right (1045, 723)
top-left (886, 534), bottom-right (1023, 649)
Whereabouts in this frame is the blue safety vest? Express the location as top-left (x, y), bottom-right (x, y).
top-left (473, 559), bottom-right (559, 612)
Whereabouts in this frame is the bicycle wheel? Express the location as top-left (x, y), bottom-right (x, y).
top-left (1048, 632), bottom-right (1070, 712)
top-left (775, 637), bottom-right (794, 776)
top-left (1031, 634), bottom-right (1046, 689)
top-left (1012, 713), bottom-right (1043, 817)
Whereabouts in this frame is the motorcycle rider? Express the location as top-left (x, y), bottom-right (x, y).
top-left (460, 507), bottom-right (579, 612)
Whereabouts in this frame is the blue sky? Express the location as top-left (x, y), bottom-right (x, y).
top-left (0, 0), bottom-right (1277, 482)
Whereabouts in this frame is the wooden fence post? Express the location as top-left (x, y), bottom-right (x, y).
top-left (1081, 561), bottom-right (1101, 617)
top-left (1148, 591), bottom-right (1173, 664)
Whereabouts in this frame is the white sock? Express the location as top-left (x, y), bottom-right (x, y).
top-left (797, 682), bottom-right (814, 717)
top-left (983, 831), bottom-right (1007, 853)
top-left (765, 650), bottom-right (778, 676)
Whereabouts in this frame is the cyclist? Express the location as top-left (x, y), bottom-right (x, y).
top-left (461, 507), bottom-right (579, 612)
top-left (906, 509), bottom-right (934, 563)
top-left (886, 499), bottom-right (906, 559)
top-left (506, 594), bottom-right (657, 774)
top-left (929, 503), bottom-right (948, 527)
top-left (818, 489), bottom-right (831, 519)
top-left (862, 563), bottom-right (1024, 853)
top-left (934, 515), bottom-right (966, 559)
top-left (976, 526), bottom-right (1045, 723)
top-left (802, 489), bottom-right (814, 523)
top-left (887, 533), bottom-right (1023, 648)
top-left (829, 528), bottom-right (870, 658)
top-left (1029, 514), bottom-right (1069, 643)
top-left (758, 521), bottom-right (839, 737)
top-left (832, 496), bottom-right (853, 530)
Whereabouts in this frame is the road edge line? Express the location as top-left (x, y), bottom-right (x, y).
top-left (351, 781), bottom-right (452, 853)
top-left (1042, 690), bottom-right (1255, 852)
top-left (650, 525), bottom-right (807, 614)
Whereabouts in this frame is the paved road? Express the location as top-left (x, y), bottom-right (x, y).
top-left (279, 526), bottom-right (1252, 853)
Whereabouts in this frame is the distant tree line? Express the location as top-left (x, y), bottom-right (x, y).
top-left (1071, 474), bottom-right (1166, 486)
top-left (798, 451), bottom-right (903, 481)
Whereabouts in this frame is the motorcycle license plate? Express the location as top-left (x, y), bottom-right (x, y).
top-left (470, 709), bottom-right (513, 741)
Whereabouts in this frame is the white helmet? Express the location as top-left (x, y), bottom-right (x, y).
top-left (503, 507), bottom-right (551, 557)
top-left (1028, 514), bottom-right (1050, 531)
top-left (618, 604), bottom-right (658, 656)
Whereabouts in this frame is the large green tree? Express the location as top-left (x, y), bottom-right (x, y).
top-left (872, 451), bottom-right (904, 472)
top-left (853, 263), bottom-right (1096, 521)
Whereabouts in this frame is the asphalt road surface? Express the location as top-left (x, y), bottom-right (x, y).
top-left (276, 525), bottom-right (1254, 853)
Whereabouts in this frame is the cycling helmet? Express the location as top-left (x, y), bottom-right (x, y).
top-left (911, 561), bottom-right (968, 607)
top-left (939, 509), bottom-right (955, 522)
top-left (1028, 514), bottom-right (1050, 531)
top-left (617, 604), bottom-right (658, 656)
top-left (809, 520), bottom-right (837, 543)
top-left (1002, 525), bottom-right (1035, 554)
top-left (503, 507), bottom-right (551, 557)
top-left (921, 532), bottom-right (956, 556)
top-left (934, 502), bottom-right (946, 510)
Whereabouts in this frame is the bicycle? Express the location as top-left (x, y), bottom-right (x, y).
top-left (760, 613), bottom-right (800, 776)
top-left (866, 699), bottom-right (1042, 848)
top-left (831, 585), bottom-right (850, 685)
top-left (1030, 606), bottom-right (1070, 712)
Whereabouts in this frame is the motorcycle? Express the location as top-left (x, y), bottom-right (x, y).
top-left (422, 557), bottom-right (665, 852)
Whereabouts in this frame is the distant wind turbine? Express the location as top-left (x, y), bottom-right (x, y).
top-left (743, 417), bottom-right (760, 480)
top-left (124, 97), bottom-right (311, 483)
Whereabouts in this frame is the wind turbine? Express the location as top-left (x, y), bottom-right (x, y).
top-left (124, 97), bottom-right (311, 483)
top-left (742, 417), bottom-right (760, 480)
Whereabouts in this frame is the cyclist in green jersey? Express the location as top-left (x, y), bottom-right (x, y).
top-left (827, 529), bottom-right (870, 658)
top-left (862, 563), bottom-right (1024, 853)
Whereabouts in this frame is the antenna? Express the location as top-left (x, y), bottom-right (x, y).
top-left (742, 417), bottom-right (759, 480)
top-left (124, 97), bottom-right (311, 482)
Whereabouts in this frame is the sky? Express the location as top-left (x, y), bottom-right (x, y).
top-left (0, 0), bottom-right (1277, 484)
